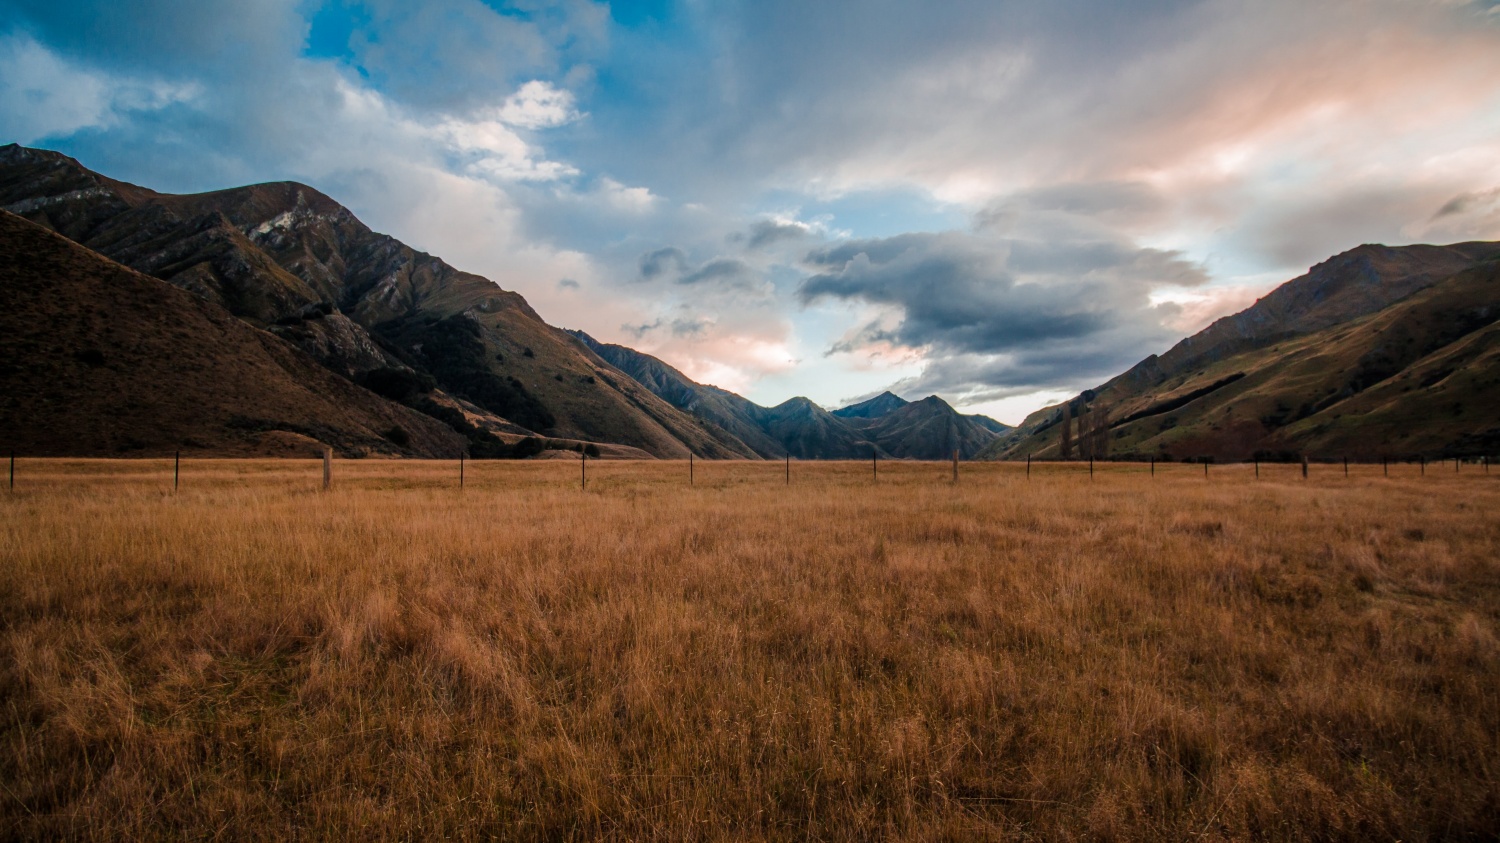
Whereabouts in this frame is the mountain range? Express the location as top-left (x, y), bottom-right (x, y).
top-left (0, 144), bottom-right (1005, 459)
top-left (980, 241), bottom-right (1500, 461)
top-left (574, 331), bottom-right (1008, 459)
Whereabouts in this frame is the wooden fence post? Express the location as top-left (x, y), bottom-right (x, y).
top-left (460, 456), bottom-right (465, 489)
top-left (785, 454), bottom-right (790, 485)
top-left (1302, 455), bottom-right (1308, 480)
top-left (1089, 457), bottom-right (1093, 479)
top-left (1150, 457), bottom-right (1154, 477)
top-left (175, 451), bottom-right (180, 492)
top-left (323, 447), bottom-right (332, 490)
top-left (690, 452), bottom-right (694, 486)
top-left (1254, 458), bottom-right (1259, 479)
top-left (873, 448), bottom-right (878, 482)
top-left (581, 450), bottom-right (586, 491)
top-left (9, 451), bottom-right (13, 492)
top-left (1421, 457), bottom-right (1425, 476)
top-left (1344, 457), bottom-right (1348, 478)
top-left (1027, 454), bottom-right (1031, 479)
top-left (1383, 456), bottom-right (1387, 477)
top-left (952, 449), bottom-right (958, 484)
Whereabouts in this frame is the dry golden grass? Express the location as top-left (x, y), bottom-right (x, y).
top-left (3, 458), bottom-right (1499, 840)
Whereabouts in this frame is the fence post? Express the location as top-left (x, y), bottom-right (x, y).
top-left (952, 449), bottom-right (958, 484)
top-left (1344, 457), bottom-right (1348, 478)
top-left (175, 451), bottom-right (180, 492)
top-left (1089, 457), bottom-right (1093, 479)
top-left (1255, 458), bottom-right (1259, 480)
top-left (1302, 455), bottom-right (1308, 480)
top-left (1150, 457), bottom-right (1154, 477)
top-left (8, 451), bottom-right (13, 492)
top-left (690, 452), bottom-right (694, 486)
top-left (1421, 457), bottom-right (1425, 476)
top-left (1204, 460), bottom-right (1208, 478)
top-left (873, 448), bottom-right (878, 482)
top-left (1383, 456), bottom-right (1387, 477)
top-left (786, 454), bottom-right (790, 486)
top-left (460, 456), bottom-right (465, 489)
top-left (581, 450), bottom-right (586, 491)
top-left (1027, 454), bottom-right (1031, 479)
top-left (1455, 457), bottom-right (1459, 474)
top-left (323, 447), bottom-right (332, 490)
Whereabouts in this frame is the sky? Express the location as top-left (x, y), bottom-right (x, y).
top-left (3, 0), bottom-right (1500, 424)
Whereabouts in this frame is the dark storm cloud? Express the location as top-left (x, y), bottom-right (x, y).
top-left (639, 246), bottom-right (688, 279)
top-left (635, 247), bottom-right (769, 293)
top-left (679, 258), bottom-right (758, 289)
top-left (800, 231), bottom-right (1201, 357)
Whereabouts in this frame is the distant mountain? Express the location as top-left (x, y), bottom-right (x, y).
top-left (982, 241), bottom-right (1500, 461)
top-left (856, 396), bottom-right (1005, 460)
top-left (832, 391), bottom-right (909, 419)
top-left (753, 396), bottom-right (888, 459)
top-left (0, 143), bottom-right (757, 459)
top-left (573, 332), bottom-right (1006, 459)
top-left (0, 210), bottom-right (465, 457)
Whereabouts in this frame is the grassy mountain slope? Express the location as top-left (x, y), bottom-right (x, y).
top-left (983, 245), bottom-right (1500, 461)
top-left (0, 144), bottom-right (754, 459)
top-left (0, 210), bottom-right (465, 457)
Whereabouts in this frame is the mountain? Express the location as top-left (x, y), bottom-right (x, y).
top-left (982, 241), bottom-right (1500, 461)
top-left (753, 397), bottom-right (888, 459)
top-left (0, 143), bottom-right (757, 459)
top-left (853, 396), bottom-right (1006, 460)
top-left (831, 391), bottom-right (909, 419)
top-left (572, 331), bottom-right (884, 458)
top-left (572, 332), bottom-right (1008, 458)
top-left (0, 210), bottom-right (465, 457)
top-left (571, 331), bottom-right (783, 457)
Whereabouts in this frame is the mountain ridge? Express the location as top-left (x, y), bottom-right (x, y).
top-left (1, 143), bottom-right (760, 459)
top-left (981, 240), bottom-right (1500, 461)
top-left (572, 331), bottom-right (1008, 459)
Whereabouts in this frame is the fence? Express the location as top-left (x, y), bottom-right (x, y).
top-left (4, 450), bottom-right (1494, 495)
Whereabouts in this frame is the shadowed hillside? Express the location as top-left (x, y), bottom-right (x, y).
top-left (0, 144), bottom-right (756, 459)
top-left (0, 211), bottom-right (465, 457)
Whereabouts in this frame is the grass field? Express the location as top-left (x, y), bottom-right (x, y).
top-left (3, 458), bottom-right (1498, 840)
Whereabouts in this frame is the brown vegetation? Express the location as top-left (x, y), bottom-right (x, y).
top-left (3, 459), bottom-right (1498, 839)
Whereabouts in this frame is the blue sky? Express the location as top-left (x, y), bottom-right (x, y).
top-left (3, 0), bottom-right (1500, 423)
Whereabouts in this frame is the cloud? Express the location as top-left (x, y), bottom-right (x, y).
top-left (639, 246), bottom-right (688, 279)
top-left (0, 31), bottom-right (200, 144)
top-left (799, 229), bottom-right (1204, 389)
top-left (679, 257), bottom-right (761, 290)
top-left (497, 79), bottom-right (582, 129)
top-left (745, 218), bottom-right (814, 249)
